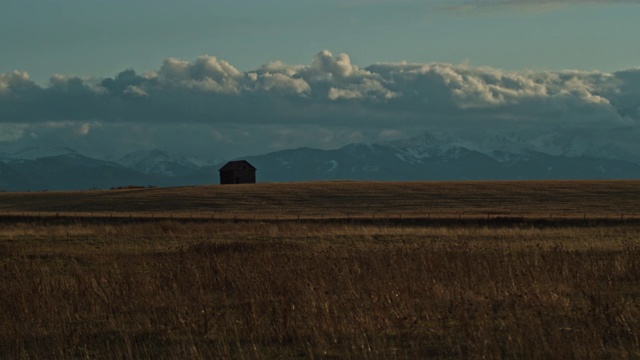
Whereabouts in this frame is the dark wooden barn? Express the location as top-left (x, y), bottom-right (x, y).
top-left (219, 160), bottom-right (256, 185)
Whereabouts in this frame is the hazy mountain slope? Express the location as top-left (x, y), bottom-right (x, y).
top-left (0, 162), bottom-right (35, 191)
top-left (1, 146), bottom-right (79, 162)
top-left (117, 149), bottom-right (209, 177)
top-left (6, 153), bottom-right (159, 191)
top-left (2, 130), bottom-right (640, 191)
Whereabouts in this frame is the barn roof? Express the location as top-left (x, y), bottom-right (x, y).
top-left (218, 160), bottom-right (256, 172)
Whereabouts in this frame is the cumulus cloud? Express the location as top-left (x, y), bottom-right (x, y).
top-left (158, 56), bottom-right (243, 93)
top-left (9, 51), bottom-right (635, 126)
top-left (1, 50), bottom-right (640, 158)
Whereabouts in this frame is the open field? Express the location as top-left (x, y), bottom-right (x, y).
top-left (2, 180), bottom-right (640, 358)
top-left (1, 180), bottom-right (640, 219)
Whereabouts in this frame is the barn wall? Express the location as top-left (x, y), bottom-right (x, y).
top-left (219, 169), bottom-right (256, 184)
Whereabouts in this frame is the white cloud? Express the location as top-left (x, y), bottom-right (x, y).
top-left (158, 56), bottom-right (243, 93)
top-left (2, 50), bottom-right (640, 158)
top-left (309, 50), bottom-right (364, 80)
top-left (124, 85), bottom-right (148, 97)
top-left (255, 72), bottom-right (311, 96)
top-left (1, 51), bottom-right (637, 128)
top-left (0, 71), bottom-right (34, 94)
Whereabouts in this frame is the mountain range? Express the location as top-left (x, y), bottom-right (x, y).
top-left (1, 131), bottom-right (640, 191)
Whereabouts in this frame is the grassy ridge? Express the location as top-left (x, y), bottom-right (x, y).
top-left (1, 180), bottom-right (640, 217)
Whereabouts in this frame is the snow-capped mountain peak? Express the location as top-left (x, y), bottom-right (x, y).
top-left (383, 132), bottom-right (460, 163)
top-left (529, 132), bottom-right (591, 157)
top-left (2, 130), bottom-right (640, 192)
top-left (523, 132), bottom-right (640, 163)
top-left (118, 149), bottom-right (173, 168)
top-left (378, 131), bottom-right (640, 165)
top-left (476, 133), bottom-right (532, 153)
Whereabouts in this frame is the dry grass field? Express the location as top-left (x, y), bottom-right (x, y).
top-left (1, 180), bottom-right (640, 219)
top-left (1, 180), bottom-right (640, 358)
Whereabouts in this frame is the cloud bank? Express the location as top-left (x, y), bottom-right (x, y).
top-left (1, 50), bottom-right (640, 158)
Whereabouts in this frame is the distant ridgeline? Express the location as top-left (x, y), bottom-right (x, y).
top-left (2, 132), bottom-right (640, 191)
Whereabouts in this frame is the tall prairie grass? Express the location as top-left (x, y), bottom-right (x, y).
top-left (2, 219), bottom-right (640, 358)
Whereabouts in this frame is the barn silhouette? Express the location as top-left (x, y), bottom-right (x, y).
top-left (218, 160), bottom-right (256, 184)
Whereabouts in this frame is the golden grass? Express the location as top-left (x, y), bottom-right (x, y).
top-left (1, 180), bottom-right (639, 218)
top-left (2, 181), bottom-right (640, 358)
top-left (2, 219), bottom-right (640, 358)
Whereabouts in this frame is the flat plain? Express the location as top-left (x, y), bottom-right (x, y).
top-left (1, 180), bottom-right (640, 359)
top-left (1, 180), bottom-right (640, 218)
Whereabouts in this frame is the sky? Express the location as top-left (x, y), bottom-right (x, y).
top-left (1, 0), bottom-right (640, 160)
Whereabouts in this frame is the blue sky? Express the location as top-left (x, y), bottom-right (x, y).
top-left (1, 1), bottom-right (640, 159)
top-left (3, 1), bottom-right (639, 83)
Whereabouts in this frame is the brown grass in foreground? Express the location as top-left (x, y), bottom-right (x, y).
top-left (2, 219), bottom-right (640, 359)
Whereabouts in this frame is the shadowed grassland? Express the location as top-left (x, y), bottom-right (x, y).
top-left (2, 181), bottom-right (640, 358)
top-left (1, 180), bottom-right (640, 218)
top-left (2, 219), bottom-right (640, 358)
